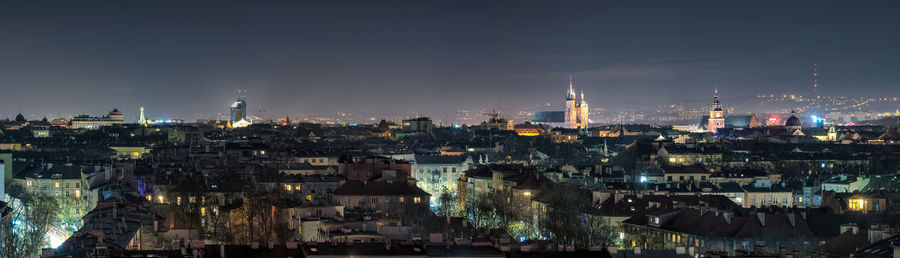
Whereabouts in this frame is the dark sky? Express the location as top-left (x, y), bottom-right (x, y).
top-left (1, 0), bottom-right (899, 121)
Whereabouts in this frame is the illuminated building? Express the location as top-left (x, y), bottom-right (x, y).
top-left (785, 110), bottom-right (802, 132)
top-left (69, 109), bottom-right (125, 129)
top-left (109, 145), bottom-right (151, 160)
top-left (413, 155), bottom-right (473, 206)
top-left (514, 123), bottom-right (542, 136)
top-left (708, 89), bottom-right (725, 133)
top-left (230, 98), bottom-right (247, 122)
top-left (698, 89), bottom-right (757, 133)
top-left (532, 76), bottom-right (590, 130)
top-left (14, 163), bottom-right (89, 216)
top-left (397, 117), bottom-right (433, 138)
top-left (480, 111), bottom-right (514, 131)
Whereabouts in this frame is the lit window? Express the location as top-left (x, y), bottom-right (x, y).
top-left (55, 182), bottom-right (60, 188)
top-left (413, 197), bottom-right (421, 203)
top-left (285, 184), bottom-right (292, 191)
top-left (524, 191), bottom-right (531, 196)
top-left (306, 195), bottom-right (313, 202)
top-left (848, 199), bottom-right (866, 211)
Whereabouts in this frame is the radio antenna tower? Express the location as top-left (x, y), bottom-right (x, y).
top-left (812, 63), bottom-right (818, 94)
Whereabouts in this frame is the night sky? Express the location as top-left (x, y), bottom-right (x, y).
top-left (1, 1), bottom-right (899, 121)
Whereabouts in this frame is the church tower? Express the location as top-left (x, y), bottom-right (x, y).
top-left (565, 75), bottom-right (577, 129)
top-left (708, 88), bottom-right (725, 133)
top-left (577, 89), bottom-right (589, 130)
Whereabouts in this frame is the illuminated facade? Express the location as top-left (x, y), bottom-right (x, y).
top-left (565, 77), bottom-right (590, 129)
top-left (708, 89), bottom-right (725, 133)
top-left (69, 109), bottom-right (125, 129)
top-left (532, 76), bottom-right (589, 129)
top-left (230, 98), bottom-right (247, 122)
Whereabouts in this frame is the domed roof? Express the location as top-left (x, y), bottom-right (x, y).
top-left (785, 111), bottom-right (801, 127)
top-left (15, 113), bottom-right (25, 122)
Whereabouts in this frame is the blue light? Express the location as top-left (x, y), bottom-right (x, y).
top-left (519, 236), bottom-right (526, 243)
top-left (639, 176), bottom-right (648, 183)
top-left (821, 163), bottom-right (827, 168)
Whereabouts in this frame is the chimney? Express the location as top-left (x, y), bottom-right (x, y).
top-left (724, 211), bottom-right (733, 224)
top-left (787, 213), bottom-right (796, 227)
top-left (801, 211), bottom-right (807, 220)
top-left (757, 212), bottom-right (766, 227)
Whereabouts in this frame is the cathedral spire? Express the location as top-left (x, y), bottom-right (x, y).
top-left (566, 73), bottom-right (576, 100)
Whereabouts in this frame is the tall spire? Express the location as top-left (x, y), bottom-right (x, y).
top-left (567, 73), bottom-right (576, 100)
top-left (712, 88), bottom-right (722, 111)
top-left (138, 106), bottom-right (147, 126)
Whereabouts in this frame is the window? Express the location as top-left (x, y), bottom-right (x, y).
top-left (667, 176), bottom-right (672, 181)
top-left (385, 197), bottom-right (390, 203)
top-left (452, 168), bottom-right (456, 172)
top-left (689, 176), bottom-right (695, 181)
top-left (372, 197), bottom-right (378, 203)
top-left (66, 183), bottom-right (70, 188)
top-left (76, 183), bottom-right (80, 188)
top-left (701, 176), bottom-right (706, 181)
top-left (679, 176), bottom-right (684, 181)
top-left (345, 197), bottom-right (350, 203)
top-left (306, 195), bottom-right (313, 202)
top-left (55, 182), bottom-right (60, 188)
top-left (285, 184), bottom-right (292, 191)
top-left (413, 197), bottom-right (421, 203)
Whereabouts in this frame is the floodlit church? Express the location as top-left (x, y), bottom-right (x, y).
top-left (532, 77), bottom-right (590, 130)
top-left (698, 89), bottom-right (758, 133)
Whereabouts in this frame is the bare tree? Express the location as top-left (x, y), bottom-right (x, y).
top-left (2, 184), bottom-right (60, 258)
top-left (539, 184), bottom-right (616, 248)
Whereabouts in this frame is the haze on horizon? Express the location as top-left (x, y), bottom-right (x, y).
top-left (1, 0), bottom-right (899, 121)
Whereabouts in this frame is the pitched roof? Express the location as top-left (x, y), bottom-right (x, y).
top-left (333, 181), bottom-right (429, 197)
top-left (532, 111), bottom-right (565, 123)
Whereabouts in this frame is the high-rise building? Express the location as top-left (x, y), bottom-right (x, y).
top-left (230, 98), bottom-right (247, 122)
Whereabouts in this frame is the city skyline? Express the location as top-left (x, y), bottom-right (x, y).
top-left (2, 1), bottom-right (900, 120)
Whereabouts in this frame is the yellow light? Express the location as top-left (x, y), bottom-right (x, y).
top-left (55, 182), bottom-right (60, 188)
top-left (306, 195), bottom-right (313, 202)
top-left (146, 194), bottom-right (152, 201)
top-left (285, 184), bottom-right (292, 191)
top-left (201, 207), bottom-right (206, 216)
top-left (524, 191), bottom-right (531, 196)
top-left (75, 190), bottom-right (81, 198)
top-left (158, 195), bottom-right (165, 203)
